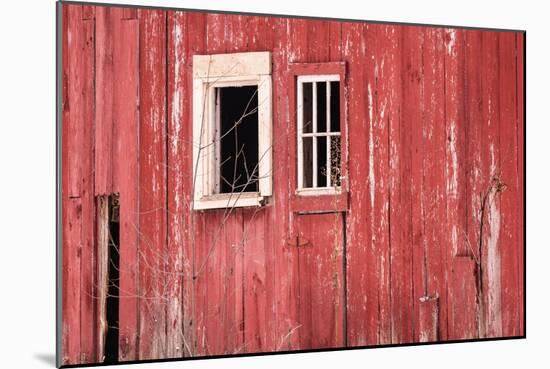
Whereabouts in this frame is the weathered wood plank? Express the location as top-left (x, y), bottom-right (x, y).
top-left (461, 29), bottom-right (483, 340)
top-left (450, 257), bottom-right (478, 339)
top-left (370, 24), bottom-right (396, 345)
top-left (183, 10), bottom-right (207, 357)
top-left (328, 21), bottom-right (342, 62)
top-left (194, 210), bottom-right (244, 355)
top-left (94, 8), bottom-right (123, 361)
top-left (390, 25), bottom-right (415, 344)
top-left (405, 26), bottom-right (424, 344)
top-left (194, 13), bottom-right (242, 356)
top-left (465, 30), bottom-right (488, 339)
top-left (165, 10), bottom-right (186, 359)
top-left (65, 5), bottom-right (83, 199)
top-left (62, 5), bottom-right (94, 364)
top-left (497, 31), bottom-right (520, 337)
top-left (122, 7), bottom-right (137, 20)
top-left (342, 21), bottom-right (371, 347)
top-left (206, 13), bottom-right (226, 54)
top-left (355, 23), bottom-right (392, 346)
top-left (307, 19), bottom-right (330, 63)
top-left (61, 3), bottom-right (69, 198)
top-left (251, 17), bottom-right (278, 353)
top-left (296, 213), bottom-right (345, 349)
top-left (240, 17), bottom-right (274, 354)
top-left (137, 8), bottom-right (168, 360)
top-left (111, 6), bottom-right (125, 194)
top-left (270, 16), bottom-right (296, 352)
top-left (276, 17), bottom-right (310, 351)
top-left (78, 10), bottom-right (96, 364)
top-left (516, 32), bottom-right (525, 336)
top-left (64, 5), bottom-right (89, 197)
top-left (114, 16), bottom-right (140, 361)
top-left (244, 15), bottom-right (265, 52)
top-left (95, 195), bottom-right (109, 362)
top-left (446, 28), bottom-right (477, 340)
top-left (62, 197), bottom-right (83, 364)
top-left (364, 23), bottom-right (380, 346)
top-left (242, 209), bottom-right (269, 353)
top-left (421, 27), bottom-right (447, 341)
top-left (229, 211), bottom-right (245, 355)
top-left (202, 211), bottom-right (226, 355)
top-left (224, 14), bottom-right (247, 54)
top-left (288, 18), bottom-right (308, 64)
top-left (192, 214), bottom-right (208, 356)
top-left (261, 16), bottom-right (276, 51)
top-left (94, 6), bottom-right (114, 196)
top-left (480, 31), bottom-right (502, 338)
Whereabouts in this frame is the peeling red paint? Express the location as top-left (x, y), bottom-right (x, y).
top-left (61, 4), bottom-right (525, 365)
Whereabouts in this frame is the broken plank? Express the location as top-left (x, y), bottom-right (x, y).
top-left (418, 296), bottom-right (439, 342)
top-left (114, 16), bottom-right (140, 361)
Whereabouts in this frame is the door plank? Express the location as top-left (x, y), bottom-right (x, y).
top-left (295, 213), bottom-right (345, 349)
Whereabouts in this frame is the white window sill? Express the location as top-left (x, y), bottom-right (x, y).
top-left (295, 187), bottom-right (342, 196)
top-left (193, 192), bottom-right (265, 210)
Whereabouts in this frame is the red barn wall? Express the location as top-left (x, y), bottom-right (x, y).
top-left (61, 3), bottom-right (525, 365)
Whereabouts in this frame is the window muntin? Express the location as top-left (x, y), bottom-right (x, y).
top-left (297, 75), bottom-right (341, 193)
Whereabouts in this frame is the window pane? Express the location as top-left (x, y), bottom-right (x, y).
top-left (316, 82), bottom-right (327, 132)
top-left (330, 81), bottom-right (340, 132)
top-left (330, 136), bottom-right (341, 186)
top-left (317, 136), bottom-right (328, 187)
top-left (302, 137), bottom-right (313, 188)
top-left (302, 82), bottom-right (313, 133)
top-left (218, 85), bottom-right (259, 194)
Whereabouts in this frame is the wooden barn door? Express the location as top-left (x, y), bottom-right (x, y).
top-left (293, 212), bottom-right (346, 349)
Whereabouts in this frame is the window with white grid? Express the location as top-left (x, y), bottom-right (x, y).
top-left (297, 75), bottom-right (341, 194)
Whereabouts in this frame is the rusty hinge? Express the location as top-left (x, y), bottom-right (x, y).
top-left (286, 235), bottom-right (311, 248)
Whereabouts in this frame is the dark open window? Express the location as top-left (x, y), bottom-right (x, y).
top-left (192, 52), bottom-right (272, 209)
top-left (216, 85), bottom-right (259, 194)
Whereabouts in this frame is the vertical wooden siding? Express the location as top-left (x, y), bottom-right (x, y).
top-left (61, 4), bottom-right (525, 365)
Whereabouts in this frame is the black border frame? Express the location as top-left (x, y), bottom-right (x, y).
top-left (55, 1), bottom-right (527, 367)
top-left (56, 1), bottom-right (63, 367)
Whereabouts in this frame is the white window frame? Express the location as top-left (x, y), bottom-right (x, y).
top-left (192, 52), bottom-right (272, 210)
top-left (296, 74), bottom-right (341, 196)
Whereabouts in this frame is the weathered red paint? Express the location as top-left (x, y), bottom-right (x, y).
top-left (62, 5), bottom-right (95, 364)
top-left (295, 213), bottom-right (345, 349)
top-left (61, 4), bottom-right (525, 365)
top-left (137, 9), bottom-right (168, 360)
top-left (456, 29), bottom-right (481, 339)
top-left (114, 16), bottom-right (139, 361)
top-left (516, 33), bottom-right (525, 336)
top-left (422, 27), bottom-right (446, 341)
top-left (166, 9), bottom-right (185, 359)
